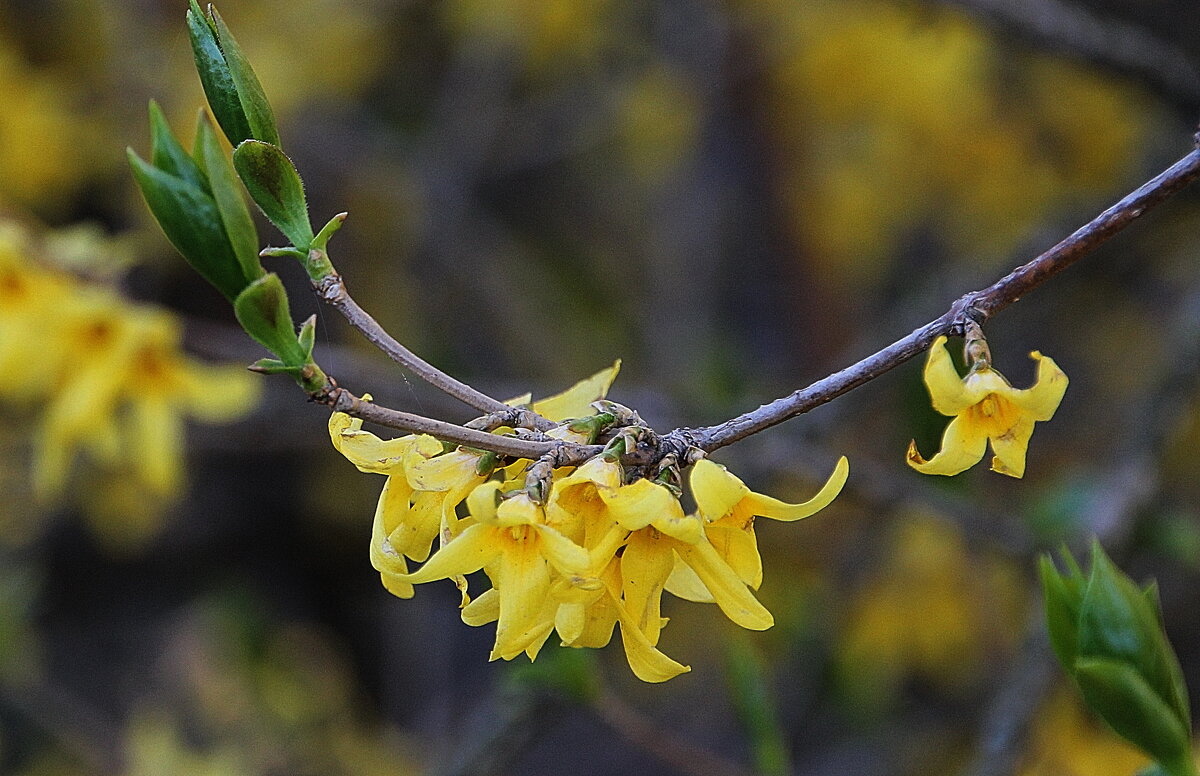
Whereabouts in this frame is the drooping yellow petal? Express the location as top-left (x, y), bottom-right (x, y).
top-left (492, 537), bottom-right (553, 660)
top-left (620, 529), bottom-right (675, 645)
top-left (462, 588), bottom-right (500, 626)
top-left (399, 523), bottom-right (501, 584)
top-left (704, 523), bottom-right (763, 589)
top-left (176, 360), bottom-right (261, 424)
top-left (907, 413), bottom-right (989, 476)
top-left (923, 336), bottom-right (976, 416)
top-left (988, 414), bottom-right (1036, 478)
top-left (674, 539), bottom-right (774, 630)
top-left (534, 524), bottom-right (591, 576)
top-left (742, 456), bottom-right (849, 521)
top-left (369, 499), bottom-right (414, 599)
top-left (1006, 351), bottom-right (1068, 422)
top-left (611, 590), bottom-right (690, 683)
top-left (664, 554), bottom-right (715, 603)
top-left (329, 414), bottom-right (416, 474)
top-left (530, 360), bottom-right (621, 422)
top-left (690, 458), bottom-right (750, 522)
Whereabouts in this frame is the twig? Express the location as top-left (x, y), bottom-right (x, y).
top-left (314, 271), bottom-right (544, 422)
top-left (682, 139), bottom-right (1200, 452)
top-left (324, 387), bottom-right (596, 461)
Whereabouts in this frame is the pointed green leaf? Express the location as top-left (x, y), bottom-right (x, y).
top-left (311, 212), bottom-right (347, 251)
top-left (186, 0), bottom-right (252, 146)
top-left (1079, 542), bottom-right (1190, 729)
top-left (233, 140), bottom-right (313, 248)
top-left (128, 148), bottom-right (250, 300)
top-left (1039, 554), bottom-right (1081, 668)
top-left (209, 6), bottom-right (280, 147)
top-left (149, 100), bottom-right (208, 193)
top-left (1074, 658), bottom-right (1191, 770)
top-left (194, 112), bottom-right (262, 284)
top-left (249, 358), bottom-right (301, 376)
top-left (233, 273), bottom-right (306, 365)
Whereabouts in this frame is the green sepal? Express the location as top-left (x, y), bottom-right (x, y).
top-left (193, 112), bottom-right (262, 285)
top-left (128, 148), bottom-right (251, 300)
top-left (1074, 658), bottom-right (1192, 773)
top-left (186, 0), bottom-right (252, 146)
top-left (233, 273), bottom-right (306, 365)
top-left (148, 100), bottom-right (208, 193)
top-left (208, 6), bottom-right (281, 147)
top-left (297, 314), bottom-right (317, 360)
top-left (233, 140), bottom-right (313, 249)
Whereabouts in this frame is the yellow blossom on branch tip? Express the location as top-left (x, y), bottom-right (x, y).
top-left (907, 335), bottom-right (1068, 478)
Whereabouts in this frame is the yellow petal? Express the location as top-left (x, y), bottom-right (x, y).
top-left (674, 539), bottom-right (774, 630)
top-left (923, 336), bottom-right (975, 416)
top-left (988, 415), bottom-right (1036, 478)
top-left (705, 523), bottom-right (763, 589)
top-left (370, 501), bottom-right (414, 599)
top-left (496, 492), bottom-right (543, 527)
top-left (463, 588), bottom-right (500, 626)
top-left (743, 456), bottom-right (849, 521)
top-left (620, 530), bottom-right (674, 645)
top-left (664, 553), bottom-right (715, 603)
top-left (330, 423), bottom-right (415, 474)
top-left (1006, 351), bottom-right (1068, 422)
top-left (611, 590), bottom-right (690, 683)
top-left (399, 523), bottom-right (501, 584)
top-left (492, 538), bottom-right (553, 659)
top-left (531, 360), bottom-right (621, 422)
top-left (388, 488), bottom-right (440, 562)
top-left (906, 414), bottom-right (989, 476)
top-left (534, 524), bottom-right (591, 576)
top-left (689, 459), bottom-right (749, 522)
top-left (601, 478), bottom-right (684, 534)
top-left (405, 446), bottom-right (483, 492)
top-left (466, 480), bottom-right (504, 523)
top-left (555, 602), bottom-right (587, 644)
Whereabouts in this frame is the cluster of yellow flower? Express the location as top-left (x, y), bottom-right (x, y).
top-left (330, 364), bottom-right (848, 682)
top-left (0, 219), bottom-right (258, 540)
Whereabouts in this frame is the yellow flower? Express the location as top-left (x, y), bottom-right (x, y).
top-left (687, 456), bottom-right (848, 588)
top-left (907, 335), bottom-right (1067, 478)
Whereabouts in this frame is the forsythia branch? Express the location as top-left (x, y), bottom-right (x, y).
top-left (678, 137), bottom-right (1200, 453)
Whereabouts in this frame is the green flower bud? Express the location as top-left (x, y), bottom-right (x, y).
top-left (1040, 541), bottom-right (1196, 776)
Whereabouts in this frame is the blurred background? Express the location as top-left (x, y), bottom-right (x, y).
top-left (1, 0), bottom-right (1199, 773)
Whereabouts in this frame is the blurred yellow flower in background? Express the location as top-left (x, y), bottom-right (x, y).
top-left (0, 218), bottom-right (259, 546)
top-left (908, 335), bottom-right (1067, 478)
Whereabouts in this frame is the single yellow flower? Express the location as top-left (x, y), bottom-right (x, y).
top-left (907, 335), bottom-right (1067, 478)
top-left (687, 456), bottom-right (848, 589)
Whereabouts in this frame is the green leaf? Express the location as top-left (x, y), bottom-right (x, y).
top-left (1039, 553), bottom-right (1081, 668)
top-left (1074, 658), bottom-right (1192, 771)
top-left (148, 100), bottom-right (208, 193)
top-left (1079, 542), bottom-right (1190, 729)
top-left (233, 140), bottom-right (313, 248)
top-left (128, 148), bottom-right (250, 300)
top-left (193, 112), bottom-right (262, 285)
top-left (233, 273), bottom-right (306, 365)
top-left (209, 6), bottom-right (280, 147)
top-left (186, 0), bottom-right (252, 146)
